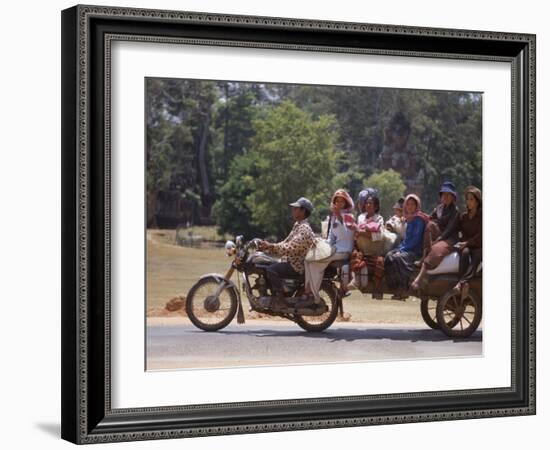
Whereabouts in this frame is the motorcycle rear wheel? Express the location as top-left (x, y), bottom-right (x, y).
top-left (295, 282), bottom-right (338, 332)
top-left (185, 276), bottom-right (238, 331)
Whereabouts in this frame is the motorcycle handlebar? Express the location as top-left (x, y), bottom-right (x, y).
top-left (245, 238), bottom-right (261, 251)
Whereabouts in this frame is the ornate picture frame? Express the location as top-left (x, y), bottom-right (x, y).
top-left (61, 4), bottom-right (536, 444)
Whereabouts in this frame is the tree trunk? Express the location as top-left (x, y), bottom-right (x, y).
top-left (146, 191), bottom-right (158, 228)
top-left (197, 108), bottom-right (212, 210)
top-left (223, 83), bottom-right (229, 179)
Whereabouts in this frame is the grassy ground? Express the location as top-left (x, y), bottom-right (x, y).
top-left (146, 229), bottom-right (229, 309)
top-left (146, 228), bottom-right (425, 324)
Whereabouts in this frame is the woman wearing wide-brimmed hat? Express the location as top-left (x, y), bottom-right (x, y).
top-left (452, 185), bottom-right (482, 299)
top-left (411, 181), bottom-right (460, 291)
top-left (301, 189), bottom-right (355, 304)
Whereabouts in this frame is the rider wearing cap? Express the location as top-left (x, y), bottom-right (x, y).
top-left (259, 197), bottom-right (315, 306)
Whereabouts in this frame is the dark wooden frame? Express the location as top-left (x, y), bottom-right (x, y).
top-left (61, 4), bottom-right (536, 444)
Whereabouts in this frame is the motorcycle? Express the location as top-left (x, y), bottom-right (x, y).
top-left (185, 236), bottom-right (482, 338)
top-left (185, 236), bottom-right (343, 332)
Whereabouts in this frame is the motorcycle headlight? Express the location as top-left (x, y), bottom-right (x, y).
top-left (225, 240), bottom-right (236, 256)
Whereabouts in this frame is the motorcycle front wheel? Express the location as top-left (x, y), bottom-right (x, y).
top-left (294, 282), bottom-right (338, 332)
top-left (185, 276), bottom-right (238, 331)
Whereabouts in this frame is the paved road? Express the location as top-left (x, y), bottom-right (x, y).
top-left (146, 320), bottom-right (482, 370)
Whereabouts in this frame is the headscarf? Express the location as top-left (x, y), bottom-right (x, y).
top-left (330, 189), bottom-right (354, 215)
top-left (329, 189), bottom-right (355, 231)
top-left (403, 193), bottom-right (430, 223)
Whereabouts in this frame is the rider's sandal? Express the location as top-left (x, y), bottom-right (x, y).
top-left (296, 292), bottom-right (314, 303)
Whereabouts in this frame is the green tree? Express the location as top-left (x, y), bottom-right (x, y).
top-left (408, 91), bottom-right (482, 209)
top-left (246, 100), bottom-right (340, 239)
top-left (211, 151), bottom-right (264, 239)
top-left (363, 169), bottom-right (406, 219)
top-left (146, 79), bottom-right (197, 226)
top-left (211, 82), bottom-right (262, 181)
top-left (146, 78), bottom-right (481, 230)
top-left (146, 79), bottom-right (220, 225)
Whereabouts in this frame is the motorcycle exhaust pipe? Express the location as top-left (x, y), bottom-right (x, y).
top-left (236, 273), bottom-right (252, 324)
top-left (236, 298), bottom-right (245, 324)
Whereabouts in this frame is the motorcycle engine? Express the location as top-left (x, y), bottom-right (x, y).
top-left (250, 274), bottom-right (268, 296)
top-left (283, 278), bottom-right (301, 294)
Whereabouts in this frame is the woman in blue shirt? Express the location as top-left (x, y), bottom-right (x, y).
top-left (384, 194), bottom-right (429, 299)
top-left (302, 189), bottom-right (355, 305)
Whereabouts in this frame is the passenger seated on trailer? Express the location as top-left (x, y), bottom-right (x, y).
top-left (352, 190), bottom-right (386, 299)
top-left (411, 181), bottom-right (460, 291)
top-left (423, 186), bottom-right (483, 294)
top-left (384, 194), bottom-right (430, 300)
top-left (452, 185), bottom-right (482, 300)
top-left (385, 197), bottom-right (406, 247)
top-left (300, 189), bottom-right (355, 306)
top-left (345, 193), bottom-right (407, 296)
top-left (341, 188), bottom-right (377, 294)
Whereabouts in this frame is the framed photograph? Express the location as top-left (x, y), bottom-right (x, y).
top-left (61, 4), bottom-right (536, 444)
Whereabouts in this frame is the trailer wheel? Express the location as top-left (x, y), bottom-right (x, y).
top-left (436, 289), bottom-right (482, 338)
top-left (421, 297), bottom-right (461, 330)
top-left (420, 297), bottom-right (440, 329)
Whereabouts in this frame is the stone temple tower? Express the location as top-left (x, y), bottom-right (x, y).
top-left (378, 112), bottom-right (425, 198)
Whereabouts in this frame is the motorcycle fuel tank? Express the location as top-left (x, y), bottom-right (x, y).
top-left (247, 252), bottom-right (281, 265)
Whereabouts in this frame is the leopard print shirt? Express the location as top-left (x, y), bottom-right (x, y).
top-left (264, 220), bottom-right (315, 273)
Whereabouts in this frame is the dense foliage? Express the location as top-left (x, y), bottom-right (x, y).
top-left (363, 170), bottom-right (407, 220)
top-left (146, 79), bottom-right (482, 239)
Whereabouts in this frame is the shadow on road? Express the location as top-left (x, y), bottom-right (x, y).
top-left (215, 327), bottom-right (482, 344)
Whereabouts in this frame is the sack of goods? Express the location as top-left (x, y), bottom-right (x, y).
top-left (305, 238), bottom-right (335, 262)
top-left (426, 251), bottom-right (482, 276)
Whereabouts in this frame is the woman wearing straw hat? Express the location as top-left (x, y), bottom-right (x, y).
top-left (452, 186), bottom-right (482, 300)
top-left (301, 189), bottom-right (355, 305)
